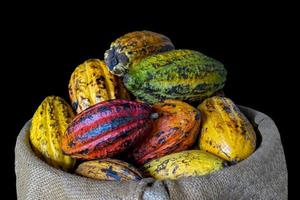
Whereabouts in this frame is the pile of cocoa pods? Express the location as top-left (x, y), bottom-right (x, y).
top-left (29, 31), bottom-right (256, 181)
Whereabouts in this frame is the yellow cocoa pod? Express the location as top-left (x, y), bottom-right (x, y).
top-left (142, 150), bottom-right (225, 180)
top-left (30, 96), bottom-right (75, 171)
top-left (76, 158), bottom-right (142, 181)
top-left (69, 59), bottom-right (130, 113)
top-left (198, 96), bottom-right (256, 162)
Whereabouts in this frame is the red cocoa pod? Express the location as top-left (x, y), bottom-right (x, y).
top-left (61, 99), bottom-right (156, 160)
top-left (131, 100), bottom-right (201, 165)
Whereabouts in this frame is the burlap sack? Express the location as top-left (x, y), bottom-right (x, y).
top-left (15, 106), bottom-right (288, 200)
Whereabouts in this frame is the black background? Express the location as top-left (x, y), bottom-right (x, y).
top-left (3, 4), bottom-right (293, 198)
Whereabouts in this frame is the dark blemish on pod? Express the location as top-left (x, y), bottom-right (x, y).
top-left (168, 86), bottom-right (179, 94)
top-left (156, 131), bottom-right (165, 137)
top-left (72, 102), bottom-right (78, 111)
top-left (161, 103), bottom-right (176, 108)
top-left (68, 140), bottom-right (76, 147)
top-left (96, 76), bottom-right (106, 83)
top-left (182, 73), bottom-right (188, 79)
top-left (195, 112), bottom-right (201, 120)
top-left (223, 105), bottom-right (231, 113)
top-left (97, 105), bottom-right (111, 113)
top-left (240, 126), bottom-right (248, 136)
top-left (178, 66), bottom-right (188, 78)
top-left (117, 53), bottom-right (129, 64)
top-left (232, 105), bottom-right (240, 112)
top-left (143, 86), bottom-right (156, 94)
top-left (105, 47), bottom-right (118, 70)
top-left (136, 113), bottom-right (151, 120)
top-left (195, 84), bottom-right (208, 91)
top-left (90, 64), bottom-right (98, 69)
top-left (147, 73), bottom-right (154, 80)
top-left (172, 165), bottom-right (179, 174)
top-left (158, 137), bottom-right (166, 144)
top-left (78, 149), bottom-right (89, 155)
top-left (220, 149), bottom-right (231, 159)
top-left (169, 127), bottom-right (179, 131)
top-left (101, 166), bottom-right (121, 181)
top-left (122, 103), bottom-right (130, 109)
top-left (116, 106), bottom-right (122, 112)
top-left (155, 159), bottom-right (169, 173)
top-left (178, 66), bottom-right (188, 72)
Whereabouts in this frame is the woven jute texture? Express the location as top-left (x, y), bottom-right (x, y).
top-left (15, 106), bottom-right (288, 200)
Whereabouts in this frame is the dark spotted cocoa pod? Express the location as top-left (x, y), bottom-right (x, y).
top-left (69, 59), bottom-right (130, 113)
top-left (104, 31), bottom-right (174, 76)
top-left (76, 158), bottom-right (142, 181)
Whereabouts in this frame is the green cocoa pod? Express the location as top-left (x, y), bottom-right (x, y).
top-left (124, 49), bottom-right (227, 104)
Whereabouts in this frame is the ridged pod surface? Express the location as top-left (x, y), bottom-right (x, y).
top-left (69, 59), bottom-right (130, 113)
top-left (131, 100), bottom-right (201, 165)
top-left (76, 158), bottom-right (142, 181)
top-left (198, 96), bottom-right (256, 162)
top-left (61, 99), bottom-right (156, 160)
top-left (124, 49), bottom-right (227, 104)
top-left (142, 150), bottom-right (226, 180)
top-left (104, 31), bottom-right (174, 76)
top-left (30, 96), bottom-right (75, 171)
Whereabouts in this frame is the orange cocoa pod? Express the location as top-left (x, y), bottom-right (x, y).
top-left (131, 100), bottom-right (201, 165)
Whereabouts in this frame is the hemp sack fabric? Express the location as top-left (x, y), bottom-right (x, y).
top-left (15, 106), bottom-right (288, 200)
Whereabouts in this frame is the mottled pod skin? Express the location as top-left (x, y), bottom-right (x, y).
top-left (69, 59), bottom-right (130, 113)
top-left (124, 49), bottom-right (227, 104)
top-left (76, 158), bottom-right (142, 181)
top-left (104, 31), bottom-right (174, 76)
top-left (198, 96), bottom-right (256, 162)
top-left (142, 150), bottom-right (226, 180)
top-left (30, 96), bottom-right (75, 171)
top-left (131, 100), bottom-right (201, 165)
top-left (61, 99), bottom-right (156, 160)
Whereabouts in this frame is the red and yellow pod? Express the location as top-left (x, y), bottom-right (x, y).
top-left (131, 100), bottom-right (201, 165)
top-left (69, 59), bottom-right (130, 113)
top-left (61, 99), bottom-right (157, 160)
